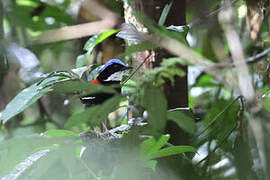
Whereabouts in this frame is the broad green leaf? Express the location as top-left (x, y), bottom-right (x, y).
top-left (1, 150), bottom-right (52, 180)
top-left (43, 130), bottom-right (77, 137)
top-left (76, 30), bottom-right (118, 68)
top-left (0, 135), bottom-right (78, 178)
top-left (142, 85), bottom-right (167, 137)
top-left (167, 109), bottom-right (196, 133)
top-left (65, 95), bottom-right (123, 127)
top-left (147, 145), bottom-right (196, 159)
top-left (0, 83), bottom-right (52, 124)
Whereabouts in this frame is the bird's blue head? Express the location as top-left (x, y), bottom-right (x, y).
top-left (99, 59), bottom-right (127, 72)
top-left (97, 59), bottom-right (132, 84)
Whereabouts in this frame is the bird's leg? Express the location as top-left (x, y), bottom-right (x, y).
top-left (102, 122), bottom-right (109, 133)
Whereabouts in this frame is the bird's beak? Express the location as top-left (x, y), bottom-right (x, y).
top-left (122, 66), bottom-right (133, 70)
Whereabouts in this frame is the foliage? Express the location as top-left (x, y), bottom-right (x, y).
top-left (1, 0), bottom-right (270, 180)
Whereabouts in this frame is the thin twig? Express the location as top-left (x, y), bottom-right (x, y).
top-left (80, 159), bottom-right (100, 180)
top-left (121, 53), bottom-right (152, 85)
top-left (38, 99), bottom-right (63, 129)
top-left (246, 47), bottom-right (270, 64)
top-left (198, 96), bottom-right (242, 137)
top-left (211, 47), bottom-right (270, 69)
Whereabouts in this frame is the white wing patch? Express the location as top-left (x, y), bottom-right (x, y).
top-left (81, 97), bottom-right (96, 100)
top-left (103, 71), bottom-right (124, 81)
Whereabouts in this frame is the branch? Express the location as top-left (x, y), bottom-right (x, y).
top-left (121, 53), bottom-right (152, 85)
top-left (246, 47), bottom-right (270, 64)
top-left (219, 0), bottom-right (255, 102)
top-left (33, 0), bottom-right (121, 44)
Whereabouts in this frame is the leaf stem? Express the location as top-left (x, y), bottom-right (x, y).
top-left (198, 95), bottom-right (242, 136)
top-left (196, 124), bottom-right (237, 166)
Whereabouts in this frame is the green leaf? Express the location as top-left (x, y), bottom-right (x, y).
top-left (1, 150), bottom-right (52, 180)
top-left (158, 0), bottom-right (174, 26)
top-left (141, 135), bottom-right (170, 155)
top-left (65, 95), bottom-right (123, 127)
top-left (204, 99), bottom-right (238, 142)
top-left (135, 12), bottom-right (188, 45)
top-left (52, 79), bottom-right (116, 95)
top-left (76, 30), bottom-right (118, 68)
top-left (84, 30), bottom-right (118, 51)
top-left (75, 51), bottom-right (91, 69)
top-left (71, 65), bottom-right (95, 79)
top-left (43, 130), bottom-right (78, 137)
top-left (142, 160), bottom-right (157, 171)
top-left (121, 79), bottom-right (137, 95)
top-left (0, 135), bottom-right (78, 178)
top-left (147, 145), bottom-right (196, 159)
top-left (142, 85), bottom-right (168, 137)
top-left (167, 109), bottom-right (196, 133)
top-left (0, 83), bottom-right (52, 124)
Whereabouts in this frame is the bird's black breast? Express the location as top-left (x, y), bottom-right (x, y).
top-left (80, 92), bottom-right (115, 108)
top-left (80, 83), bottom-right (121, 108)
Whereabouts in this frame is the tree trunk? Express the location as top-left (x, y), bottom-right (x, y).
top-left (123, 0), bottom-right (189, 145)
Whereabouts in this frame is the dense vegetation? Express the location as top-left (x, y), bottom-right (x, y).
top-left (1, 0), bottom-right (270, 179)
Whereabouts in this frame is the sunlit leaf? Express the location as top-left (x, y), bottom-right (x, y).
top-left (83, 30), bottom-right (118, 51)
top-left (147, 145), bottom-right (196, 159)
top-left (76, 30), bottom-right (118, 68)
top-left (43, 130), bottom-right (78, 137)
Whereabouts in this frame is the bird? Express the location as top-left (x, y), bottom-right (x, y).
top-left (80, 59), bottom-right (132, 107)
